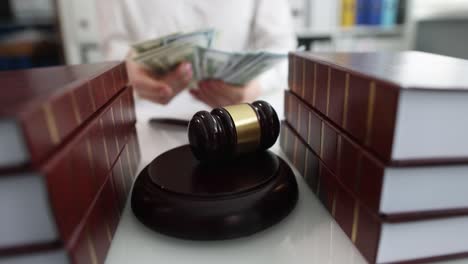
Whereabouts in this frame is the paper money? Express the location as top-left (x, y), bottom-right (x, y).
top-left (131, 32), bottom-right (182, 53)
top-left (132, 28), bottom-right (286, 86)
top-left (225, 53), bottom-right (286, 85)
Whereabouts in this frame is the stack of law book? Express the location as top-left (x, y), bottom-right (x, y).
top-left (281, 51), bottom-right (468, 263)
top-left (0, 63), bottom-right (141, 263)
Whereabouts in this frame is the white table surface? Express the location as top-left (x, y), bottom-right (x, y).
top-left (105, 90), bottom-right (464, 264)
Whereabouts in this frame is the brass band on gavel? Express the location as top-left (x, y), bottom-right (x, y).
top-left (188, 100), bottom-right (280, 161)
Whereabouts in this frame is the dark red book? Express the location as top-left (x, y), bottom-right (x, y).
top-left (281, 121), bottom-right (468, 264)
top-left (0, 86), bottom-right (138, 253)
top-left (285, 90), bottom-right (468, 218)
top-left (289, 51), bottom-right (468, 165)
top-left (70, 138), bottom-right (139, 264)
top-left (0, 137), bottom-right (140, 264)
top-left (0, 62), bottom-right (128, 170)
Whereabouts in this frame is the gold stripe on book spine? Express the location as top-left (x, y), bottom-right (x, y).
top-left (87, 82), bottom-right (97, 111)
top-left (111, 69), bottom-right (116, 92)
top-left (288, 93), bottom-right (293, 122)
top-left (292, 55), bottom-right (296, 91)
top-left (85, 139), bottom-right (96, 187)
top-left (71, 92), bottom-right (82, 123)
top-left (119, 98), bottom-right (124, 120)
top-left (293, 135), bottom-right (298, 167)
top-left (296, 103), bottom-right (301, 169)
top-left (119, 99), bottom-right (127, 142)
top-left (351, 203), bottom-right (360, 243)
top-left (284, 122), bottom-right (289, 154)
top-left (130, 135), bottom-right (139, 168)
top-left (365, 82), bottom-right (377, 146)
top-left (297, 102), bottom-right (302, 138)
top-left (125, 147), bottom-right (135, 179)
top-left (326, 67), bottom-right (331, 115)
top-left (303, 112), bottom-right (312, 178)
top-left (303, 148), bottom-right (309, 178)
top-left (342, 73), bottom-right (350, 129)
top-left (118, 159), bottom-right (127, 193)
top-left (316, 165), bottom-right (321, 196)
top-left (86, 229), bottom-right (99, 264)
top-left (224, 104), bottom-right (261, 154)
top-left (110, 70), bottom-right (117, 93)
top-left (100, 119), bottom-right (111, 170)
top-left (312, 63), bottom-right (317, 106)
top-left (110, 107), bottom-right (120, 151)
top-left (125, 147), bottom-right (134, 180)
top-left (301, 58), bottom-right (306, 98)
top-left (43, 103), bottom-right (60, 144)
top-left (332, 192), bottom-right (338, 217)
top-left (101, 75), bottom-right (108, 100)
top-left (320, 121), bottom-right (325, 158)
top-left (336, 136), bottom-right (343, 173)
top-left (106, 224), bottom-right (112, 243)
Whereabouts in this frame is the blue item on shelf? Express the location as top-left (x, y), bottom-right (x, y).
top-left (369, 0), bottom-right (382, 25)
top-left (381, 0), bottom-right (398, 27)
top-left (356, 0), bottom-right (370, 24)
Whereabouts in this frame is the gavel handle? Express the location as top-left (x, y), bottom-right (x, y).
top-left (149, 118), bottom-right (190, 127)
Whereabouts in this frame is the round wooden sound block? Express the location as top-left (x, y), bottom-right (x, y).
top-left (131, 145), bottom-right (298, 240)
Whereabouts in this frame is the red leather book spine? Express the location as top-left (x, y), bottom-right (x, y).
top-left (69, 154), bottom-right (122, 264)
top-left (118, 85), bottom-right (139, 171)
top-left (288, 52), bottom-right (399, 162)
top-left (0, 87), bottom-right (140, 261)
top-left (286, 90), bottom-right (468, 221)
top-left (69, 135), bottom-right (139, 264)
top-left (0, 135), bottom-right (138, 263)
top-left (282, 122), bottom-right (468, 263)
top-left (106, 84), bottom-right (139, 213)
top-left (111, 132), bottom-right (139, 213)
top-left (127, 126), bottom-right (139, 173)
top-left (41, 87), bottom-right (133, 242)
top-left (128, 127), bottom-right (141, 175)
top-left (285, 90), bottom-right (388, 214)
top-left (280, 121), bottom-right (382, 263)
top-left (69, 174), bottom-right (117, 264)
top-left (19, 63), bottom-right (129, 169)
top-left (295, 53), bottom-right (303, 96)
top-left (111, 150), bottom-right (130, 213)
top-left (288, 53), bottom-right (294, 94)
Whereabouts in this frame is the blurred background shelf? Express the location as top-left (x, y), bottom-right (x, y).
top-left (0, 0), bottom-right (466, 70)
top-left (0, 0), bottom-right (63, 71)
top-left (335, 25), bottom-right (404, 37)
top-left (0, 18), bottom-right (55, 33)
top-left (296, 25), bottom-right (405, 51)
top-left (297, 25), bottom-right (404, 38)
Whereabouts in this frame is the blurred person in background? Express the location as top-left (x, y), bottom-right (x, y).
top-left (97, 0), bottom-right (296, 108)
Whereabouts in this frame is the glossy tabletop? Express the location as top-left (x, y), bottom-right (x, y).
top-left (105, 90), bottom-right (464, 264)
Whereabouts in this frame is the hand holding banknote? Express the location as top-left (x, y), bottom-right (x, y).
top-left (127, 58), bottom-right (193, 104)
top-left (129, 28), bottom-right (286, 106)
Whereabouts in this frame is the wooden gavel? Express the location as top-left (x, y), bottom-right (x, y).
top-left (188, 100), bottom-right (280, 161)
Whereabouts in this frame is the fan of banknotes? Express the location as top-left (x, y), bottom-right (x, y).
top-left (132, 29), bottom-right (286, 86)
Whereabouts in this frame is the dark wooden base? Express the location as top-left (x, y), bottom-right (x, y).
top-left (131, 145), bottom-right (298, 240)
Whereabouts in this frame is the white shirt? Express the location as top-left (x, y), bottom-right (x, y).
top-left (97, 0), bottom-right (296, 97)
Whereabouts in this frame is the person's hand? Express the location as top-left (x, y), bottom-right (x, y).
top-left (189, 79), bottom-right (262, 108)
top-left (126, 59), bottom-right (193, 105)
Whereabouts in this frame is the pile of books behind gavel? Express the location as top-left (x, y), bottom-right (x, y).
top-left (0, 63), bottom-right (140, 263)
top-left (282, 51), bottom-right (468, 264)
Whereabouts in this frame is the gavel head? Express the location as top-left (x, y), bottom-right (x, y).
top-left (188, 100), bottom-right (280, 161)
